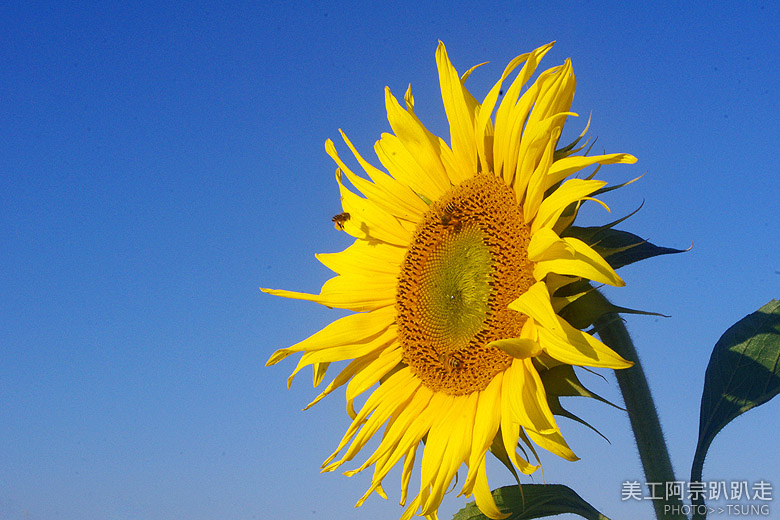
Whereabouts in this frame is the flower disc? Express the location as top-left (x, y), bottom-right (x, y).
top-left (397, 173), bottom-right (535, 395)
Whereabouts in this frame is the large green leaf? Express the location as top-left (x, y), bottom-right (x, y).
top-left (453, 484), bottom-right (608, 520)
top-left (690, 300), bottom-right (780, 516)
top-left (563, 226), bottom-right (686, 270)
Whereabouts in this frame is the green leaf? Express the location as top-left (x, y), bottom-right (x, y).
top-left (691, 299), bottom-right (780, 487)
top-left (453, 484), bottom-right (609, 520)
top-left (563, 226), bottom-right (686, 270)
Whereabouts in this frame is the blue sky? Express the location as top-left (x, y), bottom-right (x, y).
top-left (1, 2), bottom-right (778, 519)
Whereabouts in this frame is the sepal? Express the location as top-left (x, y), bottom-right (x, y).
top-left (557, 284), bottom-right (669, 330)
top-left (563, 225), bottom-right (687, 270)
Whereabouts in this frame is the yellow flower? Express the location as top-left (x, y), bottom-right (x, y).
top-left (264, 41), bottom-right (635, 520)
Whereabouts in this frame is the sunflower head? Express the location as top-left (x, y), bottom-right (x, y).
top-left (264, 41), bottom-right (639, 520)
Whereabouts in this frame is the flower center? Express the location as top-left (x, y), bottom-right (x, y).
top-left (396, 173), bottom-right (536, 395)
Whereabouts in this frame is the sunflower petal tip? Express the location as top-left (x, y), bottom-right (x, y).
top-left (265, 349), bottom-right (291, 367)
top-left (320, 461), bottom-right (338, 473)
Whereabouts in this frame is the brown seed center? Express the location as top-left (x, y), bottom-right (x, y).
top-left (395, 173), bottom-right (536, 395)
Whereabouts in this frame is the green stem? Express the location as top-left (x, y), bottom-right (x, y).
top-left (593, 292), bottom-right (686, 520)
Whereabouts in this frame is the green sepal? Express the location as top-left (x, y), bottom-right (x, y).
top-left (489, 431), bottom-right (521, 486)
top-left (590, 175), bottom-right (644, 198)
top-left (547, 399), bottom-right (610, 443)
top-left (563, 225), bottom-right (687, 270)
top-left (553, 128), bottom-right (594, 161)
top-left (558, 286), bottom-right (669, 330)
top-left (417, 192), bottom-right (433, 205)
top-left (453, 484), bottom-right (609, 520)
top-left (516, 428), bottom-right (541, 467)
top-left (540, 365), bottom-right (622, 410)
top-left (540, 365), bottom-right (622, 443)
top-left (690, 300), bottom-right (780, 502)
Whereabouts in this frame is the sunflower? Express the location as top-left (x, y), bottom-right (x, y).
top-left (264, 41), bottom-right (637, 520)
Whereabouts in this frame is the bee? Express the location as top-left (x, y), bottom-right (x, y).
top-left (440, 202), bottom-right (461, 230)
top-left (438, 351), bottom-right (462, 373)
top-left (331, 212), bottom-right (350, 230)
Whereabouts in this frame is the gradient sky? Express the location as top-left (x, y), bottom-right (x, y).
top-left (2, 2), bottom-right (779, 520)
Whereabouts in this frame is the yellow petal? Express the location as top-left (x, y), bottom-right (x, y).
top-left (349, 382), bottom-right (428, 484)
top-left (524, 60), bottom-right (575, 131)
top-left (460, 64), bottom-right (491, 174)
top-left (499, 408), bottom-right (538, 475)
top-left (364, 385), bottom-right (432, 481)
top-left (400, 494), bottom-right (424, 520)
top-left (261, 271), bottom-right (396, 311)
top-left (402, 85), bottom-right (465, 188)
top-left (503, 359), bottom-right (557, 433)
top-left (536, 323), bottom-right (632, 369)
top-left (547, 152), bottom-right (638, 187)
top-left (400, 443), bottom-right (418, 506)
top-left (316, 240), bottom-right (405, 276)
top-left (422, 392), bottom-right (477, 516)
top-left (290, 325), bottom-right (395, 370)
top-left (417, 392), bottom-right (456, 501)
top-left (322, 367), bottom-right (415, 470)
top-left (436, 41), bottom-right (477, 183)
top-left (520, 358), bottom-right (558, 431)
top-left (384, 87), bottom-right (453, 192)
top-left (326, 138), bottom-right (423, 224)
top-left (303, 354), bottom-right (378, 410)
top-left (473, 459), bottom-right (508, 519)
top-left (264, 305), bottom-right (396, 365)
top-left (496, 81), bottom-right (539, 187)
top-left (532, 178), bottom-right (608, 234)
top-left (375, 132), bottom-right (446, 200)
top-left (336, 169), bottom-right (411, 246)
top-left (516, 113), bottom-right (570, 206)
top-left (507, 281), bottom-right (560, 331)
top-left (311, 362), bottom-right (329, 387)
top-left (493, 42), bottom-right (555, 181)
top-left (464, 375), bottom-right (503, 486)
top-left (345, 343), bottom-right (403, 417)
top-left (338, 129), bottom-right (429, 219)
top-left (475, 52), bottom-right (533, 176)
top-left (525, 428), bottom-right (579, 462)
top-left (510, 283), bottom-right (631, 368)
top-left (486, 338), bottom-right (541, 359)
top-left (504, 61), bottom-right (575, 190)
top-left (331, 381), bottom-right (407, 473)
top-left (528, 228), bottom-right (624, 287)
top-left (522, 124), bottom-right (561, 219)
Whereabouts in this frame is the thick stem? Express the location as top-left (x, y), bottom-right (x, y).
top-left (593, 294), bottom-right (686, 520)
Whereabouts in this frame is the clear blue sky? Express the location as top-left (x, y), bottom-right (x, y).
top-left (2, 2), bottom-right (778, 519)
